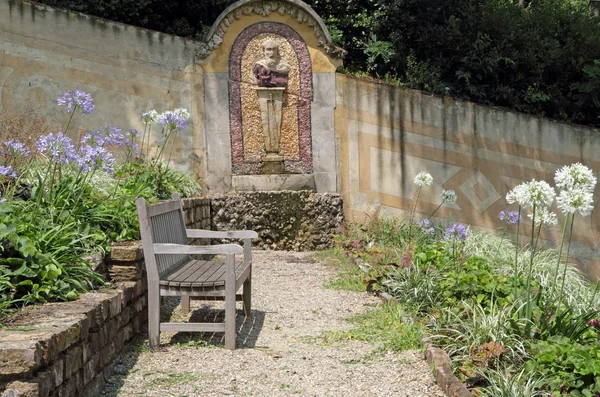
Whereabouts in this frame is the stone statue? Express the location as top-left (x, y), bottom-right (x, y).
top-left (253, 39), bottom-right (291, 87)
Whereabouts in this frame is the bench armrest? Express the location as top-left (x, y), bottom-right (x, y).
top-left (153, 243), bottom-right (243, 255)
top-left (186, 230), bottom-right (258, 239)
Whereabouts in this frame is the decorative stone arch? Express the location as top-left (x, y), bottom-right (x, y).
top-left (229, 22), bottom-right (312, 174)
top-left (196, 0), bottom-right (346, 60)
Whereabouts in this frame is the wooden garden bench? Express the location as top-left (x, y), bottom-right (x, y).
top-left (136, 193), bottom-right (257, 349)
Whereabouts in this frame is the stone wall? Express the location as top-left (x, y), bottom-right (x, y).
top-left (0, 276), bottom-right (148, 397)
top-left (335, 74), bottom-right (600, 278)
top-left (210, 191), bottom-right (343, 250)
top-left (0, 200), bottom-right (209, 397)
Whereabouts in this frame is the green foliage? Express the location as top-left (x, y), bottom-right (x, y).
top-left (312, 248), bottom-right (367, 292)
top-left (321, 302), bottom-right (424, 351)
top-left (525, 336), bottom-right (600, 395)
top-left (437, 256), bottom-right (518, 308)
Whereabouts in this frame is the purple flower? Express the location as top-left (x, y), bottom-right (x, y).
top-left (499, 210), bottom-right (521, 225)
top-left (0, 165), bottom-right (16, 178)
top-left (588, 319), bottom-right (600, 328)
top-left (1, 140), bottom-right (30, 159)
top-left (352, 239), bottom-right (361, 249)
top-left (76, 145), bottom-right (115, 174)
top-left (158, 111), bottom-right (187, 131)
top-left (36, 132), bottom-right (77, 164)
top-left (82, 126), bottom-right (124, 148)
top-left (444, 224), bottom-right (468, 241)
top-left (418, 219), bottom-right (435, 235)
top-left (124, 129), bottom-right (140, 155)
top-left (57, 90), bottom-right (95, 114)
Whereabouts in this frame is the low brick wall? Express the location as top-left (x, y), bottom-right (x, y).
top-left (0, 279), bottom-right (147, 397)
top-left (0, 198), bottom-right (210, 397)
top-left (210, 191), bottom-right (344, 251)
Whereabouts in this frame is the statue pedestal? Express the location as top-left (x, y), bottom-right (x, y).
top-left (255, 86), bottom-right (285, 173)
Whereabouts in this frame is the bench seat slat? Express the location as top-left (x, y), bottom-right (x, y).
top-left (158, 259), bottom-right (251, 289)
top-left (162, 259), bottom-right (206, 282)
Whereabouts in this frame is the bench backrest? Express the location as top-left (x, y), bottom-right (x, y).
top-left (136, 193), bottom-right (189, 280)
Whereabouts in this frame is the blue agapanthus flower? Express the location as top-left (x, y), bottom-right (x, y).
top-left (36, 132), bottom-right (77, 164)
top-left (1, 140), bottom-right (30, 159)
top-left (0, 165), bottom-right (16, 178)
top-left (57, 90), bottom-right (95, 115)
top-left (76, 145), bottom-right (116, 174)
top-left (158, 111), bottom-right (187, 131)
top-left (499, 210), bottom-right (521, 225)
top-left (444, 223), bottom-right (468, 241)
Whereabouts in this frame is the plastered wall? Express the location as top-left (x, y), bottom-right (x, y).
top-left (0, 0), bottom-right (206, 179)
top-left (335, 74), bottom-right (600, 278)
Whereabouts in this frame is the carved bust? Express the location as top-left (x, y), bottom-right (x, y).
top-left (253, 39), bottom-right (291, 87)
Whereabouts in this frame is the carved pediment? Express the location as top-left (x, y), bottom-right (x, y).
top-left (195, 0), bottom-right (346, 61)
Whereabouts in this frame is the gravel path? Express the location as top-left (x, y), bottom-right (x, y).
top-left (101, 251), bottom-right (444, 397)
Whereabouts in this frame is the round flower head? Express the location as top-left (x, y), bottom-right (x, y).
top-left (36, 132), bottom-right (77, 164)
top-left (507, 180), bottom-right (555, 210)
top-left (556, 188), bottom-right (594, 217)
top-left (499, 210), bottom-right (521, 225)
top-left (0, 165), bottom-right (16, 178)
top-left (441, 189), bottom-right (457, 203)
top-left (173, 108), bottom-right (191, 120)
top-left (444, 223), bottom-right (468, 241)
top-left (1, 140), bottom-right (30, 159)
top-left (414, 172), bottom-right (433, 187)
top-left (506, 183), bottom-right (527, 204)
top-left (76, 146), bottom-right (116, 174)
top-left (141, 109), bottom-right (159, 124)
top-left (57, 90), bottom-right (95, 114)
top-left (528, 208), bottom-right (558, 226)
top-left (555, 163), bottom-right (597, 193)
top-left (158, 111), bottom-right (187, 131)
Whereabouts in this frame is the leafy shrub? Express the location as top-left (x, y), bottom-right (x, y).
top-left (525, 336), bottom-right (600, 395)
top-left (0, 91), bottom-right (201, 314)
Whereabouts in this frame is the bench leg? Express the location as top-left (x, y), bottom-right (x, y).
top-left (224, 255), bottom-right (237, 350)
top-left (181, 296), bottom-right (190, 314)
top-left (148, 284), bottom-right (160, 348)
top-left (243, 269), bottom-right (251, 317)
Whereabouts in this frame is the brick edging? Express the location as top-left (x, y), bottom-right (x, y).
top-left (345, 251), bottom-right (471, 397)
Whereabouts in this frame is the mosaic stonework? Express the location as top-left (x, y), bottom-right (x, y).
top-left (241, 34), bottom-right (300, 162)
top-left (197, 0), bottom-right (346, 60)
top-left (230, 22), bottom-right (312, 174)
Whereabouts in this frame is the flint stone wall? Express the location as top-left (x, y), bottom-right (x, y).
top-left (210, 191), bottom-right (344, 251)
top-left (0, 199), bottom-right (210, 397)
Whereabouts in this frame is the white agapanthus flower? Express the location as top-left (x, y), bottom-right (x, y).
top-left (141, 109), bottom-right (159, 124)
top-left (506, 180), bottom-right (555, 209)
top-left (556, 188), bottom-right (594, 216)
top-left (441, 189), bottom-right (457, 203)
top-left (414, 172), bottom-right (433, 187)
top-left (527, 207), bottom-right (558, 226)
top-left (555, 163), bottom-right (597, 193)
top-left (173, 107), bottom-right (191, 120)
top-left (506, 183), bottom-right (527, 204)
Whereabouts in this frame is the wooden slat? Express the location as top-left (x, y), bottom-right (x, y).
top-left (187, 229), bottom-right (258, 239)
top-left (170, 260), bottom-right (216, 289)
top-left (235, 261), bottom-right (252, 291)
top-left (160, 288), bottom-right (225, 297)
top-left (147, 200), bottom-right (181, 217)
top-left (180, 261), bottom-right (224, 288)
top-left (160, 259), bottom-right (206, 283)
top-left (197, 261), bottom-right (227, 288)
top-left (160, 322), bottom-right (226, 332)
top-left (154, 243), bottom-right (244, 255)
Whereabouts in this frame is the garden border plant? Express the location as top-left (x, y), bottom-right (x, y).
top-left (335, 165), bottom-right (600, 396)
top-left (0, 90), bottom-right (202, 318)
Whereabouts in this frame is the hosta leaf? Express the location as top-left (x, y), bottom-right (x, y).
top-left (10, 263), bottom-right (37, 278)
